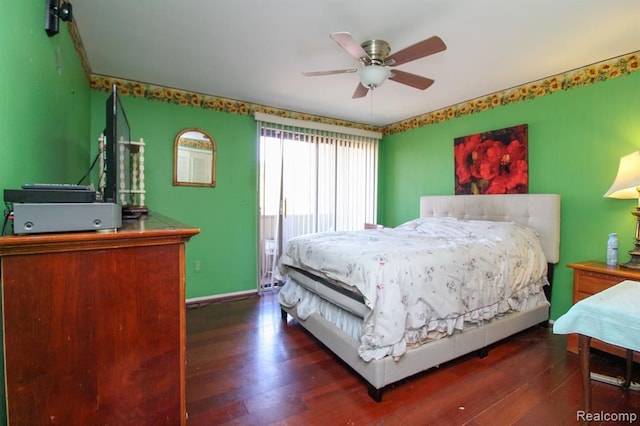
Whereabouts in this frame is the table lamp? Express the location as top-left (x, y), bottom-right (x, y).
top-left (604, 150), bottom-right (640, 269)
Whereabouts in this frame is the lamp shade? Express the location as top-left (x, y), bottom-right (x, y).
top-left (604, 150), bottom-right (640, 199)
top-left (359, 65), bottom-right (390, 89)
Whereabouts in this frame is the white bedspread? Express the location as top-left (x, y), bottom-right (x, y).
top-left (277, 217), bottom-right (549, 361)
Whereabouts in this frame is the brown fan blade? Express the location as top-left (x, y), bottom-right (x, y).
top-left (388, 69), bottom-right (435, 90)
top-left (330, 32), bottom-right (371, 64)
top-left (302, 69), bottom-right (357, 77)
top-left (352, 83), bottom-right (369, 99)
top-left (385, 36), bottom-right (446, 67)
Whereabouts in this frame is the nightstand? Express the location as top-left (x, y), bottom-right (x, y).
top-left (567, 261), bottom-right (640, 362)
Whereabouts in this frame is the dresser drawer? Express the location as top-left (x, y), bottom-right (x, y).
top-left (574, 271), bottom-right (624, 296)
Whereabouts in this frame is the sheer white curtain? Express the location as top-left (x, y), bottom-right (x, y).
top-left (256, 113), bottom-right (380, 291)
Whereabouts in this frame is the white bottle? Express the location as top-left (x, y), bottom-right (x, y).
top-left (606, 233), bottom-right (618, 266)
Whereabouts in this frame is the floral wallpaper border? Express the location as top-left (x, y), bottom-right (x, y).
top-left (70, 20), bottom-right (637, 137)
top-left (387, 52), bottom-right (639, 135)
top-left (88, 74), bottom-right (383, 135)
top-left (179, 138), bottom-right (213, 151)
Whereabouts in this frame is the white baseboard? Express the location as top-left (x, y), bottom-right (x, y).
top-left (186, 289), bottom-right (258, 306)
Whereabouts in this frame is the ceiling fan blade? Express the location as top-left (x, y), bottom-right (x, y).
top-left (352, 83), bottom-right (369, 99)
top-left (385, 36), bottom-right (446, 66)
top-left (388, 69), bottom-right (435, 90)
top-left (302, 69), bottom-right (358, 77)
top-left (330, 32), bottom-right (371, 64)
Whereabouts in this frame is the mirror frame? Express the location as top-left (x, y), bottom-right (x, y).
top-left (173, 128), bottom-right (217, 187)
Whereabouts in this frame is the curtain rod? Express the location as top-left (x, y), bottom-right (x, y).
top-left (254, 112), bottom-right (382, 139)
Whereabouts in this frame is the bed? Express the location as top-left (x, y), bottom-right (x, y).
top-left (277, 193), bottom-right (561, 401)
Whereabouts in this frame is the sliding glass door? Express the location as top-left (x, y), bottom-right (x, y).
top-left (257, 118), bottom-right (378, 291)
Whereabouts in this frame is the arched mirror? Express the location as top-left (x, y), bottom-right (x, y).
top-left (173, 128), bottom-right (216, 187)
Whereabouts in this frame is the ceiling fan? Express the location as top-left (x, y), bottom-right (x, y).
top-left (302, 32), bottom-right (447, 98)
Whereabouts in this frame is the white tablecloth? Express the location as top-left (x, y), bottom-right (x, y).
top-left (553, 280), bottom-right (640, 352)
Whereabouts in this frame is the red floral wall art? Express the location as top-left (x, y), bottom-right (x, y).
top-left (454, 124), bottom-right (528, 195)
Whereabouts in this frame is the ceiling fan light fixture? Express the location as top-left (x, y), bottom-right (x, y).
top-left (359, 65), bottom-right (390, 89)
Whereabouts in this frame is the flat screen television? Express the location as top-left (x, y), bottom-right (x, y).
top-left (103, 84), bottom-right (131, 204)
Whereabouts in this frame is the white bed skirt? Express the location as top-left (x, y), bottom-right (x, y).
top-left (279, 275), bottom-right (549, 355)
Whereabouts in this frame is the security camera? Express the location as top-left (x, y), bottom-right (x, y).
top-left (45, 0), bottom-right (73, 37)
top-left (58, 2), bottom-right (73, 22)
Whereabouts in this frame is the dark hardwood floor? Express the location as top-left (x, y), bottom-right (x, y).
top-left (185, 292), bottom-right (639, 425)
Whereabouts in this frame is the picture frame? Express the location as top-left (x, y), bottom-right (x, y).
top-left (454, 124), bottom-right (528, 195)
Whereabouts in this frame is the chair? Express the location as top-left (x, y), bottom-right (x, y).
top-left (262, 239), bottom-right (276, 279)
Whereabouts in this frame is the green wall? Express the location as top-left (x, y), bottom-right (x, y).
top-left (379, 71), bottom-right (640, 320)
top-left (89, 94), bottom-right (258, 299)
top-left (0, 5), bottom-right (91, 189)
top-left (1, 3), bottom-right (92, 425)
top-left (1, 2), bottom-right (639, 423)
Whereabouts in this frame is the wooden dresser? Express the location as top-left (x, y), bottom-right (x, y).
top-left (566, 260), bottom-right (640, 362)
top-left (0, 214), bottom-right (199, 425)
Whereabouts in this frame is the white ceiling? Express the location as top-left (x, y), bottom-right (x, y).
top-left (72, 0), bottom-right (640, 127)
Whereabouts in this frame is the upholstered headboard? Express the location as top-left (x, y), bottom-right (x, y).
top-left (420, 194), bottom-right (561, 263)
